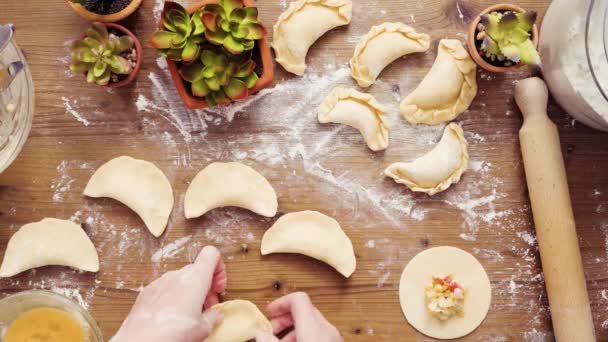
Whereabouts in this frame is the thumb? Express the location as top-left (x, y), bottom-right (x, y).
top-left (255, 331), bottom-right (280, 342)
top-left (188, 309), bottom-right (223, 342)
top-left (202, 309), bottom-right (223, 331)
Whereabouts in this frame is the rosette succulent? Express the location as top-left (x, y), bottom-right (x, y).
top-left (150, 2), bottom-right (205, 62)
top-left (201, 0), bottom-right (265, 54)
top-left (179, 49), bottom-right (259, 105)
top-left (476, 10), bottom-right (540, 66)
top-left (69, 22), bottom-right (134, 86)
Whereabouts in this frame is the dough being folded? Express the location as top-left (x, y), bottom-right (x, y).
top-left (318, 86), bottom-right (389, 151)
top-left (0, 218), bottom-right (99, 277)
top-left (261, 211), bottom-right (356, 277)
top-left (84, 156), bottom-right (174, 237)
top-left (384, 123), bottom-right (468, 195)
top-left (350, 22), bottom-right (431, 87)
top-left (400, 39), bottom-right (477, 125)
top-left (273, 0), bottom-right (353, 75)
top-left (184, 162), bottom-right (278, 219)
top-left (206, 300), bottom-right (272, 342)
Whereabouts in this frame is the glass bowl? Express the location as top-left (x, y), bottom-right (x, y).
top-left (0, 36), bottom-right (34, 173)
top-left (0, 290), bottom-right (103, 341)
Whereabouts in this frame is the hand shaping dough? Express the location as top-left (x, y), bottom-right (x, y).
top-left (400, 39), bottom-right (477, 125)
top-left (184, 162), bottom-right (278, 219)
top-left (84, 156), bottom-right (174, 237)
top-left (350, 23), bottom-right (431, 87)
top-left (261, 211), bottom-right (356, 277)
top-left (399, 246), bottom-right (491, 339)
top-left (273, 0), bottom-right (353, 75)
top-left (384, 123), bottom-right (468, 195)
top-left (206, 300), bottom-right (272, 342)
top-left (318, 86), bottom-right (390, 151)
top-left (0, 218), bottom-right (99, 277)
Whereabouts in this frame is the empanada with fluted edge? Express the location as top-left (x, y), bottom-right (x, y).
top-left (318, 86), bottom-right (389, 151)
top-left (350, 22), bottom-right (430, 87)
top-left (400, 39), bottom-right (477, 125)
top-left (384, 123), bottom-right (468, 195)
top-left (272, 0), bottom-right (352, 76)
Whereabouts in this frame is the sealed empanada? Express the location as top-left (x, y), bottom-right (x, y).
top-left (400, 39), bottom-right (477, 125)
top-left (318, 87), bottom-right (389, 151)
top-left (350, 22), bottom-right (430, 87)
top-left (273, 0), bottom-right (353, 75)
top-left (384, 123), bottom-right (468, 195)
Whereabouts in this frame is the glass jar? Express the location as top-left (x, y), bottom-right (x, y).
top-left (540, 0), bottom-right (608, 132)
top-left (0, 290), bottom-right (103, 341)
top-left (0, 36), bottom-right (34, 173)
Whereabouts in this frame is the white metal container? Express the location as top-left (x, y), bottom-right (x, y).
top-left (540, 0), bottom-right (608, 131)
top-left (0, 36), bottom-right (34, 172)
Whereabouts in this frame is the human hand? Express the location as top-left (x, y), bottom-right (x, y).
top-left (110, 246), bottom-right (228, 342)
top-left (255, 292), bottom-right (343, 342)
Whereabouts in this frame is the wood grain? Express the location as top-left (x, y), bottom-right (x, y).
top-left (1, 0), bottom-right (607, 341)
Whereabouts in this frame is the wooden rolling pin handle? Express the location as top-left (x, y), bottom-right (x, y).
top-left (516, 77), bottom-right (595, 342)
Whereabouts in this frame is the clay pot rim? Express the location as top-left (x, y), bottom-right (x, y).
top-left (467, 3), bottom-right (539, 73)
top-left (157, 0), bottom-right (274, 110)
top-left (79, 22), bottom-right (143, 88)
top-left (66, 0), bottom-right (143, 23)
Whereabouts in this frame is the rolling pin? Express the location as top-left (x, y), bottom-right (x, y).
top-left (515, 77), bottom-right (595, 341)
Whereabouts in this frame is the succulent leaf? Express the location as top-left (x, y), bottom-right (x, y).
top-left (86, 67), bottom-right (96, 83)
top-left (206, 77), bottom-right (222, 91)
top-left (477, 10), bottom-right (540, 66)
top-left (93, 59), bottom-right (107, 77)
top-left (96, 68), bottom-right (112, 85)
top-left (181, 40), bottom-right (201, 62)
top-left (150, 31), bottom-right (176, 49)
top-left (235, 60), bottom-right (255, 77)
top-left (242, 23), bottom-right (263, 40)
top-left (179, 61), bottom-right (205, 82)
top-left (205, 29), bottom-right (228, 44)
top-left (69, 62), bottom-right (90, 73)
top-left (224, 78), bottom-right (248, 99)
top-left (223, 35), bottom-right (245, 54)
top-left (241, 72), bottom-right (258, 88)
top-left (106, 55), bottom-right (131, 74)
top-left (517, 39), bottom-right (541, 66)
top-left (241, 7), bottom-right (258, 23)
top-left (114, 36), bottom-right (134, 54)
top-left (202, 12), bottom-right (219, 32)
top-left (192, 11), bottom-right (205, 35)
top-left (192, 79), bottom-right (211, 97)
top-left (220, 0), bottom-right (244, 16)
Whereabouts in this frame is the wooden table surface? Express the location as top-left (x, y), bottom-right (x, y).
top-left (1, 0), bottom-right (608, 340)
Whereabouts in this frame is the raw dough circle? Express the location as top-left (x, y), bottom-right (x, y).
top-left (399, 246), bottom-right (491, 339)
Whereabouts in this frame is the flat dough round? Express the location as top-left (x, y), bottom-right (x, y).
top-left (399, 246), bottom-right (491, 339)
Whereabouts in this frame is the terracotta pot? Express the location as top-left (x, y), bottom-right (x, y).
top-left (80, 23), bottom-right (142, 88)
top-left (66, 0), bottom-right (143, 22)
top-left (467, 3), bottom-right (539, 73)
top-left (157, 0), bottom-right (274, 110)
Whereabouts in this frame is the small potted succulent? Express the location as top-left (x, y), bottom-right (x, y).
top-left (66, 0), bottom-right (143, 22)
top-left (467, 4), bottom-right (540, 73)
top-left (69, 22), bottom-right (142, 87)
top-left (150, 0), bottom-right (273, 109)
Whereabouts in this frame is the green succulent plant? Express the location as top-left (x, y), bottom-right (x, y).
top-left (201, 0), bottom-right (265, 54)
top-left (150, 2), bottom-right (205, 62)
top-left (476, 10), bottom-right (540, 66)
top-left (179, 49), bottom-right (259, 105)
top-left (69, 22), bottom-right (134, 86)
